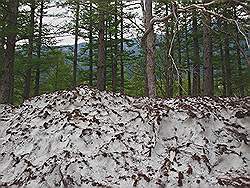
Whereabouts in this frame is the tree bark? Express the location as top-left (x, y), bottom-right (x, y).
top-left (96, 4), bottom-right (106, 91)
top-left (185, 13), bottom-right (191, 96)
top-left (144, 0), bottom-right (156, 98)
top-left (88, 2), bottom-right (93, 87)
top-left (110, 20), bottom-right (114, 89)
top-left (177, 24), bottom-right (183, 96)
top-left (0, 0), bottom-right (18, 104)
top-left (0, 9), bottom-right (4, 77)
top-left (166, 59), bottom-right (174, 98)
top-left (112, 0), bottom-right (118, 93)
top-left (236, 32), bottom-right (243, 96)
top-left (219, 42), bottom-right (227, 97)
top-left (234, 8), bottom-right (244, 96)
top-left (35, 0), bottom-right (44, 96)
top-left (218, 18), bottom-right (227, 96)
top-left (192, 12), bottom-right (200, 96)
top-left (164, 3), bottom-right (171, 97)
top-left (23, 0), bottom-right (35, 100)
top-left (104, 20), bottom-right (109, 89)
top-left (0, 3), bottom-right (7, 89)
top-left (73, 0), bottom-right (80, 87)
top-left (224, 22), bottom-right (232, 96)
top-left (120, 0), bottom-right (125, 94)
top-left (165, 3), bottom-right (173, 98)
top-left (0, 37), bottom-right (4, 81)
top-left (203, 6), bottom-right (213, 96)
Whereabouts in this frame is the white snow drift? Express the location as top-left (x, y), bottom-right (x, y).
top-left (0, 86), bottom-right (249, 188)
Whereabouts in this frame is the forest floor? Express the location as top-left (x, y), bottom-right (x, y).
top-left (0, 86), bottom-right (249, 188)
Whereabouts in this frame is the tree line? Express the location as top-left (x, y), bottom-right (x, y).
top-left (0, 0), bottom-right (249, 104)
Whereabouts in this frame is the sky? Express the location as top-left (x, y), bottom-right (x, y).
top-left (44, 0), bottom-right (143, 46)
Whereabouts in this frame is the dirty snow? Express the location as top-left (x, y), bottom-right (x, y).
top-left (0, 86), bottom-right (249, 188)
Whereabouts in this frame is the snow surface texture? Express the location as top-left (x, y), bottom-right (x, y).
top-left (0, 86), bottom-right (249, 188)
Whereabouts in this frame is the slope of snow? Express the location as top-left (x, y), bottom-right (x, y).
top-left (0, 86), bottom-right (249, 188)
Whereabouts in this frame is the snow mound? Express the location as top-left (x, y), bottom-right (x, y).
top-left (0, 86), bottom-right (249, 188)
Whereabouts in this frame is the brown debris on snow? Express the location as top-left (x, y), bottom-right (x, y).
top-left (0, 86), bottom-right (249, 188)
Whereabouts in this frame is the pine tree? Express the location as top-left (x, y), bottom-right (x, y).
top-left (0, 0), bottom-right (19, 104)
top-left (96, 1), bottom-right (106, 91)
top-left (203, 4), bottom-right (213, 96)
top-left (23, 0), bottom-right (36, 100)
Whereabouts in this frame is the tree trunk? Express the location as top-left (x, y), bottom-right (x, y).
top-left (219, 43), bottom-right (227, 97)
top-left (141, 1), bottom-right (148, 96)
top-left (203, 7), bottom-right (213, 96)
top-left (169, 35), bottom-right (174, 97)
top-left (218, 19), bottom-right (227, 96)
top-left (164, 3), bottom-right (173, 97)
top-left (112, 0), bottom-right (118, 93)
top-left (0, 37), bottom-right (4, 81)
top-left (120, 0), bottom-right (125, 94)
top-left (234, 8), bottom-right (244, 96)
top-left (35, 0), bottom-right (44, 96)
top-left (224, 22), bottom-right (232, 96)
top-left (110, 20), bottom-right (114, 89)
top-left (23, 0), bottom-right (35, 100)
top-left (177, 24), bottom-right (183, 96)
top-left (165, 3), bottom-right (173, 98)
top-left (96, 5), bottom-right (106, 91)
top-left (185, 13), bottom-right (191, 96)
top-left (236, 32), bottom-right (243, 96)
top-left (88, 2), bottom-right (93, 87)
top-left (192, 12), bottom-right (200, 96)
top-left (104, 20), bottom-right (108, 89)
top-left (73, 0), bottom-right (80, 87)
top-left (144, 0), bottom-right (156, 98)
top-left (0, 0), bottom-right (18, 104)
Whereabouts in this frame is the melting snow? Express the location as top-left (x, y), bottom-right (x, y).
top-left (0, 86), bottom-right (249, 187)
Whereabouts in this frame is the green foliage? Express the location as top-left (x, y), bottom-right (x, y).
top-left (1, 0), bottom-right (249, 105)
top-left (13, 47), bottom-right (72, 104)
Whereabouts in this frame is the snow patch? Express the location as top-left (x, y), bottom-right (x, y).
top-left (0, 86), bottom-right (249, 187)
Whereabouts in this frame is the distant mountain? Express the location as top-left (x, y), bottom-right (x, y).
top-left (57, 39), bottom-right (141, 57)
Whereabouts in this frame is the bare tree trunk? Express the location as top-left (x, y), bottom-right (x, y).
top-left (112, 0), bottom-right (118, 93)
top-left (185, 13), bottom-right (191, 96)
top-left (234, 8), bottom-right (244, 96)
top-left (224, 22), bottom-right (232, 96)
top-left (218, 19), bottom-right (227, 96)
top-left (23, 0), bottom-right (35, 100)
top-left (165, 12), bottom-right (174, 98)
top-left (141, 1), bottom-right (148, 96)
top-left (144, 0), bottom-right (156, 98)
top-left (177, 24), bottom-right (183, 96)
top-left (236, 34), bottom-right (244, 96)
top-left (96, 5), bottom-right (106, 91)
top-left (0, 10), bottom-right (5, 78)
top-left (203, 8), bottom-right (213, 96)
top-left (104, 20), bottom-right (108, 89)
top-left (73, 0), bottom-right (80, 87)
top-left (163, 3), bottom-right (174, 98)
top-left (110, 20), bottom-right (114, 89)
top-left (35, 0), bottom-right (44, 96)
top-left (169, 23), bottom-right (174, 98)
top-left (88, 2), bottom-right (93, 87)
top-left (0, 0), bottom-right (18, 104)
top-left (0, 37), bottom-right (4, 81)
top-left (120, 0), bottom-right (125, 94)
top-left (164, 3), bottom-right (170, 98)
top-left (219, 43), bottom-right (227, 96)
top-left (192, 12), bottom-right (200, 96)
